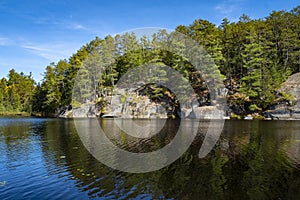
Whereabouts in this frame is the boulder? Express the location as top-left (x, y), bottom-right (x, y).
top-left (188, 106), bottom-right (223, 119)
top-left (58, 104), bottom-right (100, 118)
top-left (270, 72), bottom-right (300, 119)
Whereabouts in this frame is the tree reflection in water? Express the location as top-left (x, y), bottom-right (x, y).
top-left (1, 118), bottom-right (300, 199)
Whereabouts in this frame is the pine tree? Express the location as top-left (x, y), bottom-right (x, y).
top-left (238, 23), bottom-right (264, 111)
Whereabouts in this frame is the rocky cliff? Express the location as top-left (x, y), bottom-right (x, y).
top-left (58, 86), bottom-right (224, 119)
top-left (268, 72), bottom-right (300, 119)
top-left (58, 73), bottom-right (300, 120)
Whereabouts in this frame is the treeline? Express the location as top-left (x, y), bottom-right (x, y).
top-left (0, 69), bottom-right (35, 113)
top-left (0, 6), bottom-right (299, 115)
top-left (176, 8), bottom-right (300, 112)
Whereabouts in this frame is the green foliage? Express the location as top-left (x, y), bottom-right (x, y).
top-left (281, 92), bottom-right (295, 106)
top-left (1, 6), bottom-right (300, 115)
top-left (239, 30), bottom-right (263, 99)
top-left (0, 70), bottom-right (35, 113)
top-left (71, 100), bottom-right (82, 108)
top-left (210, 151), bottom-right (229, 198)
top-left (120, 93), bottom-right (127, 103)
top-left (249, 104), bottom-right (259, 111)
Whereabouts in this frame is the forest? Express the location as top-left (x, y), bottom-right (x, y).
top-left (0, 6), bottom-right (299, 117)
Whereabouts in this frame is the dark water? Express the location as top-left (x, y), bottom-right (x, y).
top-left (1, 117), bottom-right (300, 199)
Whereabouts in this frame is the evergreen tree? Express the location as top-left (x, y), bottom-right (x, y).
top-left (238, 23), bottom-right (264, 111)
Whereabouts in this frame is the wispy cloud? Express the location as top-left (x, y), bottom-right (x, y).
top-left (0, 37), bottom-right (13, 46)
top-left (67, 23), bottom-right (88, 30)
top-left (30, 15), bottom-right (89, 31)
top-left (21, 42), bottom-right (79, 62)
top-left (215, 4), bottom-right (241, 15)
top-left (23, 12), bottom-right (113, 37)
top-left (23, 13), bottom-right (89, 32)
top-left (214, 0), bottom-right (244, 21)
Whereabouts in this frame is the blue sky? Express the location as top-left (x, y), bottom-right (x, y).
top-left (0, 0), bottom-right (299, 82)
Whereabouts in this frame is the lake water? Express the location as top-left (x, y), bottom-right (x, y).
top-left (1, 117), bottom-right (300, 199)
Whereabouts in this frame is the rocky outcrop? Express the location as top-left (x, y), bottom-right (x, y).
top-left (99, 89), bottom-right (224, 119)
top-left (58, 71), bottom-right (300, 120)
top-left (58, 92), bottom-right (224, 119)
top-left (58, 92), bottom-right (171, 119)
top-left (268, 72), bottom-right (300, 119)
top-left (58, 104), bottom-right (101, 118)
top-left (102, 93), bottom-right (169, 118)
top-left (186, 106), bottom-right (224, 119)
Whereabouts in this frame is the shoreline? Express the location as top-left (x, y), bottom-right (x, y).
top-left (0, 109), bottom-right (300, 121)
top-left (0, 112), bottom-right (32, 117)
top-left (0, 112), bottom-right (50, 117)
top-left (1, 112), bottom-right (300, 121)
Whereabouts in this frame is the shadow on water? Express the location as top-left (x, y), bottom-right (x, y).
top-left (1, 117), bottom-right (300, 199)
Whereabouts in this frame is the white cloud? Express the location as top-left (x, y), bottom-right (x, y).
top-left (27, 14), bottom-right (89, 32)
top-left (214, 0), bottom-right (245, 22)
top-left (21, 42), bottom-right (79, 62)
top-left (215, 4), bottom-right (240, 15)
top-left (33, 15), bottom-right (89, 30)
top-left (68, 23), bottom-right (88, 30)
top-left (0, 37), bottom-right (13, 46)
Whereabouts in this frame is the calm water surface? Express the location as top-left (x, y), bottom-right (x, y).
top-left (1, 117), bottom-right (300, 199)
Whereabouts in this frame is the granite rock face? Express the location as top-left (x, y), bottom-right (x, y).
top-left (58, 93), bottom-right (222, 119)
top-left (58, 104), bottom-right (100, 118)
top-left (103, 94), bottom-right (169, 119)
top-left (58, 85), bottom-right (226, 119)
top-left (270, 73), bottom-right (300, 119)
